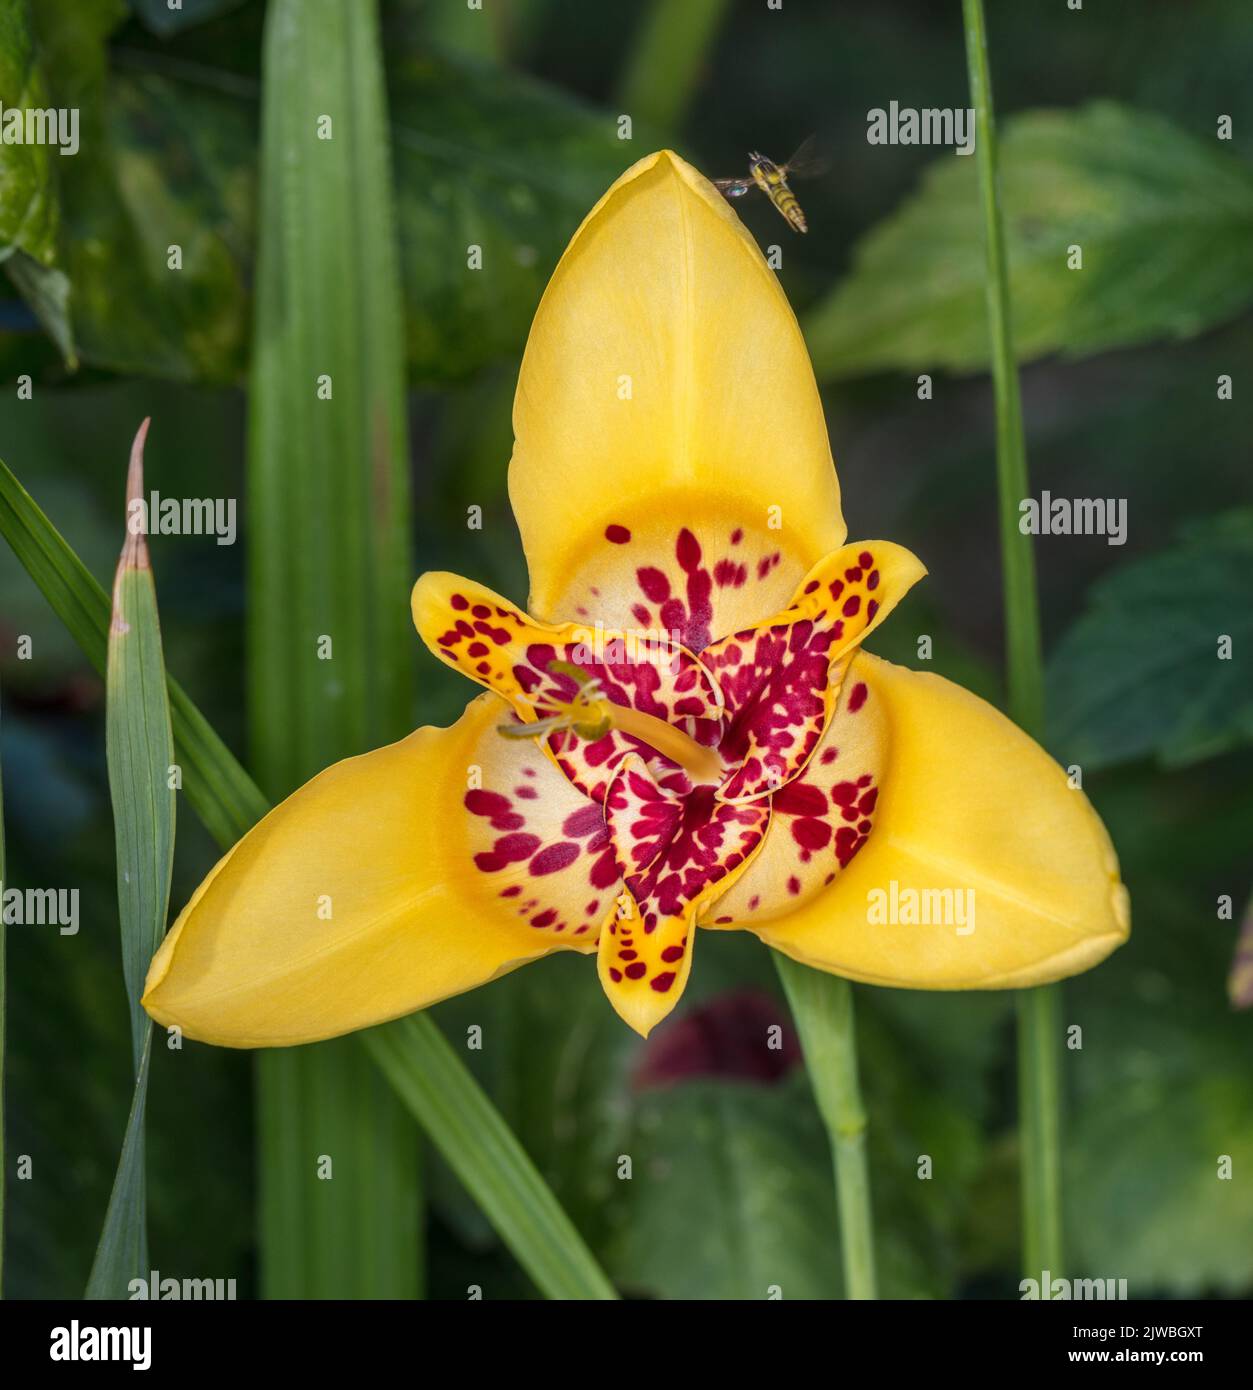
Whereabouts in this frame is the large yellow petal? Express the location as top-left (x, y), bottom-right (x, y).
top-left (508, 149), bottom-right (844, 647)
top-left (728, 652), bottom-right (1129, 988)
top-left (143, 693), bottom-right (616, 1047)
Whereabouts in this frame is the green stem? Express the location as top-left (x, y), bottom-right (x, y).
top-left (962, 0), bottom-right (1063, 1280)
top-left (250, 0), bottom-right (420, 1298)
top-left (617, 0), bottom-right (731, 132)
top-left (774, 954), bottom-right (876, 1299)
top-left (1016, 985), bottom-right (1063, 1271)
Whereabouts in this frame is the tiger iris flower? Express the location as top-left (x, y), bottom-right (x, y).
top-left (142, 151), bottom-right (1129, 1046)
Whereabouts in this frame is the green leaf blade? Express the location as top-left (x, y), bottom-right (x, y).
top-left (363, 1017), bottom-right (618, 1302)
top-left (247, 0), bottom-right (420, 1301)
top-left (85, 1035), bottom-right (152, 1299)
top-left (1047, 510), bottom-right (1253, 771)
top-left (105, 422), bottom-right (176, 1065)
top-left (804, 103), bottom-right (1253, 380)
top-left (88, 420), bottom-right (177, 1299)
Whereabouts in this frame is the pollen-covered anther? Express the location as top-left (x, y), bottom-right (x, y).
top-left (498, 660), bottom-right (725, 786)
top-left (498, 665), bottom-right (613, 744)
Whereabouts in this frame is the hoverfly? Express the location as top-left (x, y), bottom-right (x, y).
top-left (713, 136), bottom-right (826, 234)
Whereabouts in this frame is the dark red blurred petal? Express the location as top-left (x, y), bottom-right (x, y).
top-left (632, 988), bottom-right (801, 1089)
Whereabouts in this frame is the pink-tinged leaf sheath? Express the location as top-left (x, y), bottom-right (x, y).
top-left (114, 417), bottom-right (151, 587)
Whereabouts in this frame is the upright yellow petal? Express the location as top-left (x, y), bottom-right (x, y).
top-left (509, 149), bottom-right (844, 647)
top-left (143, 694), bottom-right (616, 1047)
top-left (737, 652), bottom-right (1129, 989)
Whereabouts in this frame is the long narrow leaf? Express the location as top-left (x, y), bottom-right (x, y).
top-left (363, 1019), bottom-right (618, 1301)
top-left (85, 1034), bottom-right (152, 1299)
top-left (87, 421), bottom-right (176, 1298)
top-left (0, 458), bottom-right (619, 1299)
top-left (0, 457), bottom-right (267, 846)
top-left (105, 421), bottom-right (176, 1069)
top-left (248, 0), bottom-right (419, 1299)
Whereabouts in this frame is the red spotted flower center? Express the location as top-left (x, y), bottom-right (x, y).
top-left (414, 527), bottom-right (923, 1027)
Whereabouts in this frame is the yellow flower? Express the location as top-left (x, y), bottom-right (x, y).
top-left (143, 151), bottom-right (1129, 1047)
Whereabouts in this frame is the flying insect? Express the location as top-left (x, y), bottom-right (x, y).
top-left (713, 137), bottom-right (825, 233)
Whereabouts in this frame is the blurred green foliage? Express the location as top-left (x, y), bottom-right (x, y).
top-left (0, 0), bottom-right (1250, 1300)
top-left (803, 103), bottom-right (1253, 379)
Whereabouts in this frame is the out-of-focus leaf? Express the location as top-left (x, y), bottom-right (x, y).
top-left (608, 1076), bottom-right (843, 1299)
top-left (804, 104), bottom-right (1253, 380)
top-left (14, 28), bottom-right (637, 382)
top-left (0, 0), bottom-right (73, 361)
top-left (1047, 510), bottom-right (1253, 771)
top-left (1067, 784), bottom-right (1253, 1295)
top-left (388, 55), bottom-right (640, 380)
top-left (0, 0), bottom-right (60, 266)
top-left (4, 255), bottom-right (74, 365)
top-left (22, 0), bottom-right (250, 380)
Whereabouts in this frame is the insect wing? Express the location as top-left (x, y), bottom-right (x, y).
top-left (781, 134), bottom-right (828, 181)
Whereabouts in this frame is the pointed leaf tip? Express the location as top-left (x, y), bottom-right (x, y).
top-left (121, 419), bottom-right (151, 575)
top-left (111, 421), bottom-right (152, 636)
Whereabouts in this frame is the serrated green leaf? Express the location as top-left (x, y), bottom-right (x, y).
top-left (804, 103), bottom-right (1253, 380)
top-left (1047, 510), bottom-right (1253, 771)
